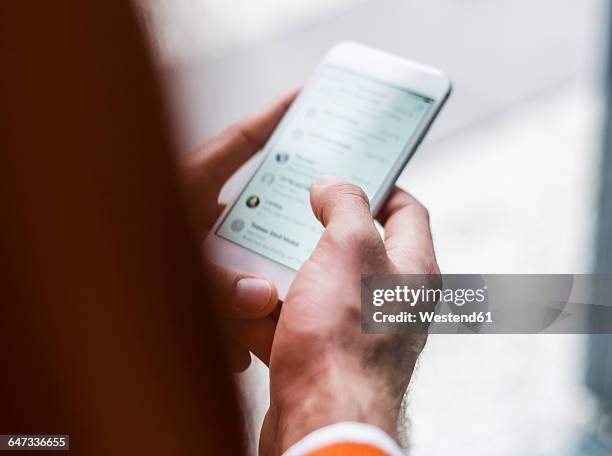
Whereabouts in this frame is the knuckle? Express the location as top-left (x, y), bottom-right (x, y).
top-left (327, 224), bottom-right (377, 250)
top-left (224, 123), bottom-right (242, 141)
top-left (226, 123), bottom-right (244, 141)
top-left (411, 200), bottom-right (429, 221)
top-left (225, 122), bottom-right (256, 153)
top-left (351, 225), bottom-right (379, 248)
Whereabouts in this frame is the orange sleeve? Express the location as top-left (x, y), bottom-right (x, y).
top-left (306, 442), bottom-right (390, 456)
top-left (283, 422), bottom-right (401, 456)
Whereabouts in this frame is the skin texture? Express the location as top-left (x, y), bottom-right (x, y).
top-left (261, 178), bottom-right (440, 455)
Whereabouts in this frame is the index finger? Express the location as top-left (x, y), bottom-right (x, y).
top-left (376, 187), bottom-right (438, 273)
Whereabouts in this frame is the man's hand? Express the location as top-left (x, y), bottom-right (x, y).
top-left (260, 176), bottom-right (439, 454)
top-left (182, 89), bottom-right (297, 370)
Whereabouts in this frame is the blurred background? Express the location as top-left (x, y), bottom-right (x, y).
top-left (137, 0), bottom-right (608, 454)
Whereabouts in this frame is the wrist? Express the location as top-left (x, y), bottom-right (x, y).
top-left (269, 354), bottom-right (402, 452)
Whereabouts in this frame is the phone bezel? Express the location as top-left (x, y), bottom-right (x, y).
top-left (203, 41), bottom-right (452, 300)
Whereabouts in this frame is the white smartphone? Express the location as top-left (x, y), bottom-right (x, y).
top-left (204, 42), bottom-right (451, 299)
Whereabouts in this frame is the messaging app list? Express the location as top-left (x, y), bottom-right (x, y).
top-left (217, 65), bottom-right (432, 270)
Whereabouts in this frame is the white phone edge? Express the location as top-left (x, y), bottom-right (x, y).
top-left (203, 41), bottom-right (452, 301)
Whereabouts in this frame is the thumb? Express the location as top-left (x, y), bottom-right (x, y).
top-left (309, 176), bottom-right (386, 265)
top-left (310, 175), bottom-right (376, 232)
top-left (206, 263), bottom-right (279, 318)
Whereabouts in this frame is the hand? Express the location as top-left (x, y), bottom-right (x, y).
top-left (182, 89), bottom-right (297, 370)
top-left (260, 176), bottom-right (440, 453)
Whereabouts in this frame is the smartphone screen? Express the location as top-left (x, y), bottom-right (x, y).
top-left (216, 64), bottom-right (434, 270)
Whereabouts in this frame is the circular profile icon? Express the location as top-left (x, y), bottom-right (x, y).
top-left (230, 219), bottom-right (245, 232)
top-left (260, 172), bottom-right (275, 185)
top-left (275, 152), bottom-right (289, 164)
top-left (246, 195), bottom-right (260, 208)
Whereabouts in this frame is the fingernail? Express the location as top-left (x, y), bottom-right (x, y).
top-left (312, 175), bottom-right (341, 188)
top-left (235, 278), bottom-right (272, 312)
